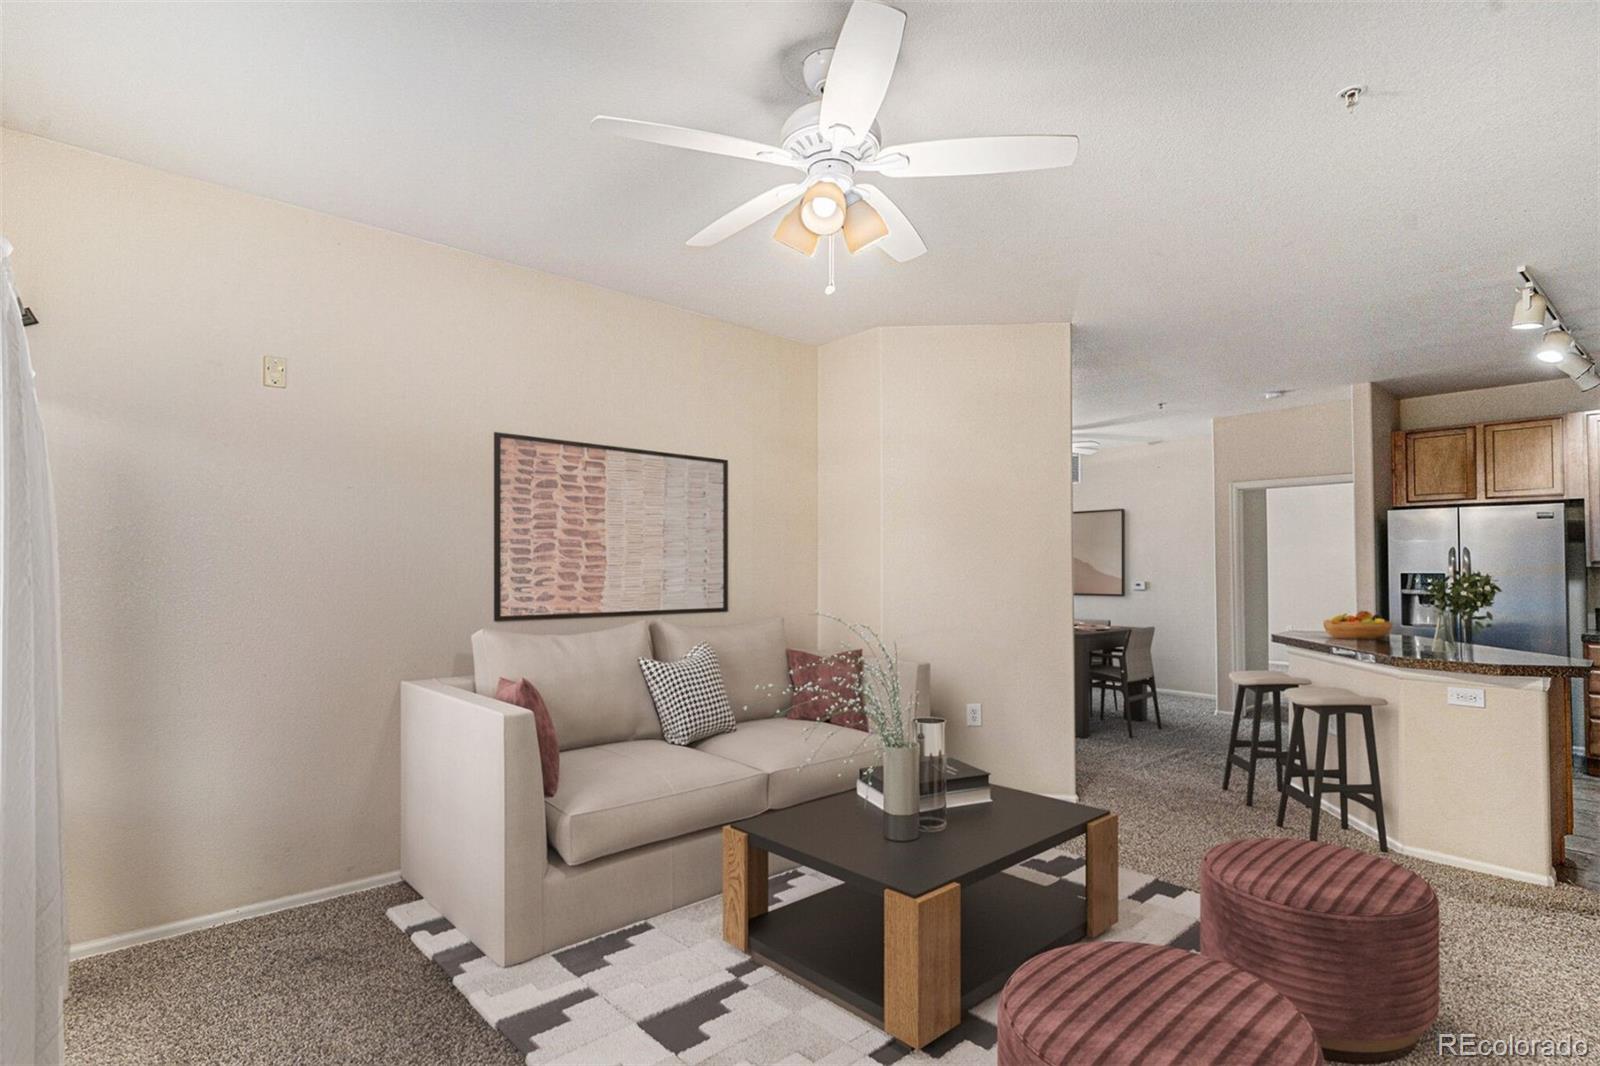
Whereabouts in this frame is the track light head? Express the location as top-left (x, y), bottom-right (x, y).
top-left (1512, 287), bottom-right (1549, 331)
top-left (1536, 328), bottom-right (1575, 363)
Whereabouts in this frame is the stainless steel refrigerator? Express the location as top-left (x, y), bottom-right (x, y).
top-left (1388, 499), bottom-right (1587, 745)
top-left (1387, 502), bottom-right (1586, 657)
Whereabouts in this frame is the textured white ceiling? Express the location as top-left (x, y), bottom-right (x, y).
top-left (3, 2), bottom-right (1597, 439)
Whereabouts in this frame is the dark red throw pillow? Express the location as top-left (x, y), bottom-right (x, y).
top-left (495, 677), bottom-right (560, 797)
top-left (786, 648), bottom-right (867, 730)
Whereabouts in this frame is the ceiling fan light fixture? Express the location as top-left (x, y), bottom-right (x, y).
top-left (773, 200), bottom-right (820, 256)
top-left (798, 183), bottom-right (848, 236)
top-left (841, 197), bottom-right (889, 253)
top-left (1536, 328), bottom-right (1574, 363)
top-left (1512, 287), bottom-right (1549, 330)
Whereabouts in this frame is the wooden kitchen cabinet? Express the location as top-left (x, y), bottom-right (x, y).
top-left (1582, 640), bottom-right (1600, 776)
top-left (1483, 417), bottom-right (1565, 499)
top-left (1395, 425), bottom-right (1479, 504)
top-left (1392, 414), bottom-right (1586, 508)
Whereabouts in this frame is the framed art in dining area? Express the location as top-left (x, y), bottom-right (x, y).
top-left (1072, 508), bottom-right (1125, 596)
top-left (494, 433), bottom-right (728, 620)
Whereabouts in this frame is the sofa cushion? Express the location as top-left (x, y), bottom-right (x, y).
top-left (787, 648), bottom-right (865, 727)
top-left (652, 618), bottom-right (790, 721)
top-left (639, 643), bottom-right (737, 746)
top-left (694, 717), bottom-right (880, 809)
top-left (472, 622), bottom-right (660, 750)
top-left (494, 677), bottom-right (561, 796)
top-left (545, 740), bottom-right (767, 865)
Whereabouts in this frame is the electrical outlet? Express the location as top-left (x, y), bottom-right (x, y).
top-left (262, 356), bottom-right (287, 388)
top-left (1446, 686), bottom-right (1485, 708)
top-left (966, 702), bottom-right (982, 726)
top-left (1133, 580), bottom-right (1149, 591)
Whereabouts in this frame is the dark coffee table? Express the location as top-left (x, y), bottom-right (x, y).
top-left (722, 786), bottom-right (1117, 1050)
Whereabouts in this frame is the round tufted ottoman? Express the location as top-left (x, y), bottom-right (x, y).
top-left (1201, 838), bottom-right (1439, 1062)
top-left (997, 942), bottom-right (1323, 1066)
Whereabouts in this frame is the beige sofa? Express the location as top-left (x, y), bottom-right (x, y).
top-left (401, 617), bottom-right (930, 967)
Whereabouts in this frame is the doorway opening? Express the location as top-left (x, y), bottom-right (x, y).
top-left (1232, 478), bottom-right (1357, 673)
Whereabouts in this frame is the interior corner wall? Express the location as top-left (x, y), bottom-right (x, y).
top-left (1069, 436), bottom-right (1218, 697)
top-left (817, 325), bottom-right (1075, 797)
top-left (2, 131), bottom-right (820, 945)
top-left (1212, 396), bottom-right (1355, 700)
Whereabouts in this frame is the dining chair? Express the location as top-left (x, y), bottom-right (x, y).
top-left (1090, 626), bottom-right (1161, 737)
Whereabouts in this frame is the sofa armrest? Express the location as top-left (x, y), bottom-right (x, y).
top-left (401, 677), bottom-right (545, 966)
top-left (898, 659), bottom-right (932, 718)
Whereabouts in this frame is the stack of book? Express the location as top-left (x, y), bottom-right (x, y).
top-left (856, 757), bottom-right (991, 812)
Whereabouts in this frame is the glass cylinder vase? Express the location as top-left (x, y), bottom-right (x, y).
top-left (915, 717), bottom-right (948, 832)
top-left (880, 745), bottom-right (920, 842)
top-left (1430, 609), bottom-right (1457, 655)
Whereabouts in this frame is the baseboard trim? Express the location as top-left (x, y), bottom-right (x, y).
top-left (1312, 799), bottom-right (1555, 887)
top-left (69, 869), bottom-right (403, 961)
top-left (1158, 687), bottom-right (1216, 701)
top-left (1046, 792), bottom-right (1081, 803)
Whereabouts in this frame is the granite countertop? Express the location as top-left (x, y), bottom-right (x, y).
top-left (1273, 630), bottom-right (1593, 678)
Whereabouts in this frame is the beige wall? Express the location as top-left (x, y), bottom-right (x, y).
top-left (1070, 437), bottom-right (1217, 696)
top-left (1212, 396), bottom-right (1355, 698)
top-left (816, 325), bottom-right (1075, 797)
top-left (3, 132), bottom-right (820, 944)
top-left (1397, 378), bottom-right (1597, 430)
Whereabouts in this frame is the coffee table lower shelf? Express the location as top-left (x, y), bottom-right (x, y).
top-left (746, 874), bottom-right (1087, 1034)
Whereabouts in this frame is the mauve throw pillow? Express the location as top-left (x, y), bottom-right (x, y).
top-left (787, 648), bottom-right (867, 730)
top-left (496, 677), bottom-right (560, 797)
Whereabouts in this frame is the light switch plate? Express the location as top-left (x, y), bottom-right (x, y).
top-left (263, 356), bottom-right (287, 388)
top-left (1446, 686), bottom-right (1485, 708)
top-left (1133, 580), bottom-right (1149, 591)
top-left (966, 703), bottom-right (982, 726)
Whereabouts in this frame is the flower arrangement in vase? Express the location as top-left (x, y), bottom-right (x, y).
top-left (780, 616), bottom-right (919, 841)
top-left (1425, 569), bottom-right (1501, 650)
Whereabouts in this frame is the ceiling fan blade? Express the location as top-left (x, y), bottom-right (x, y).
top-left (818, 1), bottom-right (906, 147)
top-left (591, 116), bottom-right (802, 168)
top-left (687, 182), bottom-right (811, 247)
top-left (854, 184), bottom-right (925, 262)
top-left (867, 135), bottom-right (1078, 177)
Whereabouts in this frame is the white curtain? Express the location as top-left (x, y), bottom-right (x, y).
top-left (0, 237), bottom-right (67, 1066)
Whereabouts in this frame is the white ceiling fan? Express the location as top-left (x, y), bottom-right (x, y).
top-left (591, 0), bottom-right (1077, 290)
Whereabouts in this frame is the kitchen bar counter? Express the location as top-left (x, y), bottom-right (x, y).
top-left (1273, 631), bottom-right (1579, 885)
top-left (1272, 629), bottom-right (1591, 678)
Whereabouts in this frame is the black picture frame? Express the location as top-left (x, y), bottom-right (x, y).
top-left (494, 432), bottom-right (730, 621)
top-left (1072, 507), bottom-right (1126, 597)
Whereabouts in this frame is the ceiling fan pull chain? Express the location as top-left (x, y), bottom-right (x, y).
top-left (825, 235), bottom-right (837, 296)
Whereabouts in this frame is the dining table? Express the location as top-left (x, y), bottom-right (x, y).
top-left (1073, 624), bottom-right (1134, 738)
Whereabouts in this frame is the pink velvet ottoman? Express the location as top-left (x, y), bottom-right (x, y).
top-left (997, 941), bottom-right (1323, 1066)
top-left (1201, 838), bottom-right (1439, 1062)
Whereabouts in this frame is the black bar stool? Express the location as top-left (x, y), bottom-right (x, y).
top-left (1276, 685), bottom-right (1390, 851)
top-left (1222, 670), bottom-right (1308, 806)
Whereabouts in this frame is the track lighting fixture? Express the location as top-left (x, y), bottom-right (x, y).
top-left (1512, 287), bottom-right (1549, 330)
top-left (1535, 329), bottom-right (1574, 363)
top-left (1514, 267), bottom-right (1591, 389)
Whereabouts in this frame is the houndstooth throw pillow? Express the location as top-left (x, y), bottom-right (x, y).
top-left (639, 642), bottom-right (736, 745)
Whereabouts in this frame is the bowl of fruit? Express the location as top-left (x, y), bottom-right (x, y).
top-left (1323, 612), bottom-right (1391, 640)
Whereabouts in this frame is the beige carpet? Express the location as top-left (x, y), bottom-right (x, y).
top-left (65, 694), bottom-right (1600, 1064)
top-left (1075, 693), bottom-right (1600, 1063)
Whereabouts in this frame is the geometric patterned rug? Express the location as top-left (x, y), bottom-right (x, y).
top-left (388, 844), bottom-right (1201, 1065)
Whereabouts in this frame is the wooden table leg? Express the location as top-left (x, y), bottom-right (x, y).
top-left (883, 883), bottom-right (960, 1049)
top-left (1085, 813), bottom-right (1119, 938)
top-left (722, 826), bottom-right (767, 951)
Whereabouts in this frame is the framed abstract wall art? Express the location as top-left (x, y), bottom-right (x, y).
top-left (494, 433), bottom-right (728, 620)
top-left (1072, 508), bottom-right (1125, 596)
